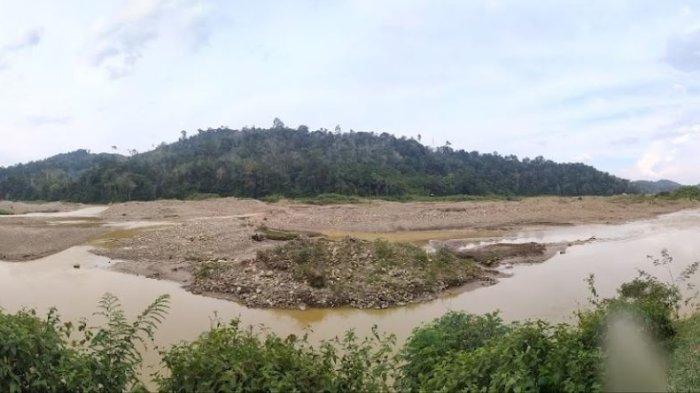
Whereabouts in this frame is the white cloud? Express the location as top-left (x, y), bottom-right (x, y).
top-left (0, 27), bottom-right (43, 69)
top-left (629, 123), bottom-right (700, 183)
top-left (88, 0), bottom-right (213, 79)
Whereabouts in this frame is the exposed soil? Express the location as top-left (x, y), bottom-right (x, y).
top-left (0, 200), bottom-right (86, 215)
top-left (262, 196), bottom-right (695, 234)
top-left (0, 218), bottom-right (107, 261)
top-left (97, 196), bottom-right (698, 231)
top-left (1, 195), bottom-right (697, 307)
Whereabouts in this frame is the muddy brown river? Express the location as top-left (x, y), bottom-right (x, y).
top-left (1, 209), bottom-right (699, 380)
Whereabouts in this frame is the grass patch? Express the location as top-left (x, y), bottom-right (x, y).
top-left (295, 193), bottom-right (520, 204)
top-left (90, 228), bottom-right (143, 249)
top-left (193, 260), bottom-right (228, 280)
top-left (185, 192), bottom-right (221, 201)
top-left (668, 313), bottom-right (700, 391)
top-left (259, 193), bottom-right (284, 203)
top-left (253, 226), bottom-right (316, 241)
top-left (296, 193), bottom-right (363, 205)
top-left (0, 208), bottom-right (13, 215)
top-left (382, 194), bottom-right (521, 202)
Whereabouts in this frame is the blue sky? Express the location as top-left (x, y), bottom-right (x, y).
top-left (1, 0), bottom-right (700, 183)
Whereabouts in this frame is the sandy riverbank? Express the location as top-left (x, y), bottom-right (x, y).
top-left (1, 196), bottom-right (697, 307)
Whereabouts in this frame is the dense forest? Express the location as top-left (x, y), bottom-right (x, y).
top-left (0, 122), bottom-right (636, 202)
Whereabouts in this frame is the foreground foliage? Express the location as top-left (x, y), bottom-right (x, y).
top-left (668, 313), bottom-right (700, 392)
top-left (0, 253), bottom-right (697, 392)
top-left (157, 322), bottom-right (395, 393)
top-left (0, 294), bottom-right (169, 393)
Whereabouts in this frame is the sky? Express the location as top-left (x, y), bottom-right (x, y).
top-left (1, 1), bottom-right (700, 183)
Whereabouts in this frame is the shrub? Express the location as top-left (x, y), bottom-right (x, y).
top-left (0, 308), bottom-right (83, 392)
top-left (156, 321), bottom-right (396, 392)
top-left (421, 321), bottom-right (602, 393)
top-left (0, 293), bottom-right (169, 393)
top-left (396, 252), bottom-right (698, 392)
top-left (667, 186), bottom-right (700, 200)
top-left (398, 313), bottom-right (603, 392)
top-left (397, 312), bottom-right (509, 391)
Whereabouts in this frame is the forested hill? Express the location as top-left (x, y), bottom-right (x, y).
top-left (0, 125), bottom-right (635, 202)
top-left (631, 179), bottom-right (683, 194)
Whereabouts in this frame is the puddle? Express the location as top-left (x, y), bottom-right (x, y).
top-left (5, 206), bottom-right (109, 218)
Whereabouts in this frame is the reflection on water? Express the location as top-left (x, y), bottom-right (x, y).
top-left (1, 209), bottom-right (699, 378)
top-left (604, 312), bottom-right (668, 392)
top-left (1, 206), bottom-right (109, 218)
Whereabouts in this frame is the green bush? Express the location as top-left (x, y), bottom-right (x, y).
top-left (667, 186), bottom-right (700, 200)
top-left (0, 293), bottom-right (169, 393)
top-left (156, 321), bottom-right (396, 393)
top-left (416, 321), bottom-right (602, 393)
top-left (396, 312), bottom-right (509, 391)
top-left (396, 254), bottom-right (697, 393)
top-left (0, 309), bottom-right (82, 392)
top-left (0, 208), bottom-right (12, 215)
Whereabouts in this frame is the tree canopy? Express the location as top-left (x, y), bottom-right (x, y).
top-left (0, 126), bottom-right (635, 202)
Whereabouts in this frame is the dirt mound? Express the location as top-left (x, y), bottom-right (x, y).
top-left (189, 237), bottom-right (490, 309)
top-left (455, 242), bottom-right (547, 266)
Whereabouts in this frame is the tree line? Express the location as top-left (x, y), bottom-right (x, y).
top-left (0, 123), bottom-right (635, 202)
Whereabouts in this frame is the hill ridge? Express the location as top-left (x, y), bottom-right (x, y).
top-left (0, 126), bottom-right (634, 202)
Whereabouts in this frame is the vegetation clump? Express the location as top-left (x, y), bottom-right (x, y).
top-left (0, 293), bottom-right (169, 393)
top-left (666, 185), bottom-right (700, 200)
top-left (0, 208), bottom-right (12, 215)
top-left (396, 254), bottom-right (698, 392)
top-left (157, 322), bottom-right (396, 393)
top-left (252, 226), bottom-right (302, 241)
top-left (296, 193), bottom-right (362, 205)
top-left (191, 237), bottom-right (484, 308)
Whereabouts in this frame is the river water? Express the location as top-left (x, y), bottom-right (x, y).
top-left (1, 209), bottom-right (699, 377)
